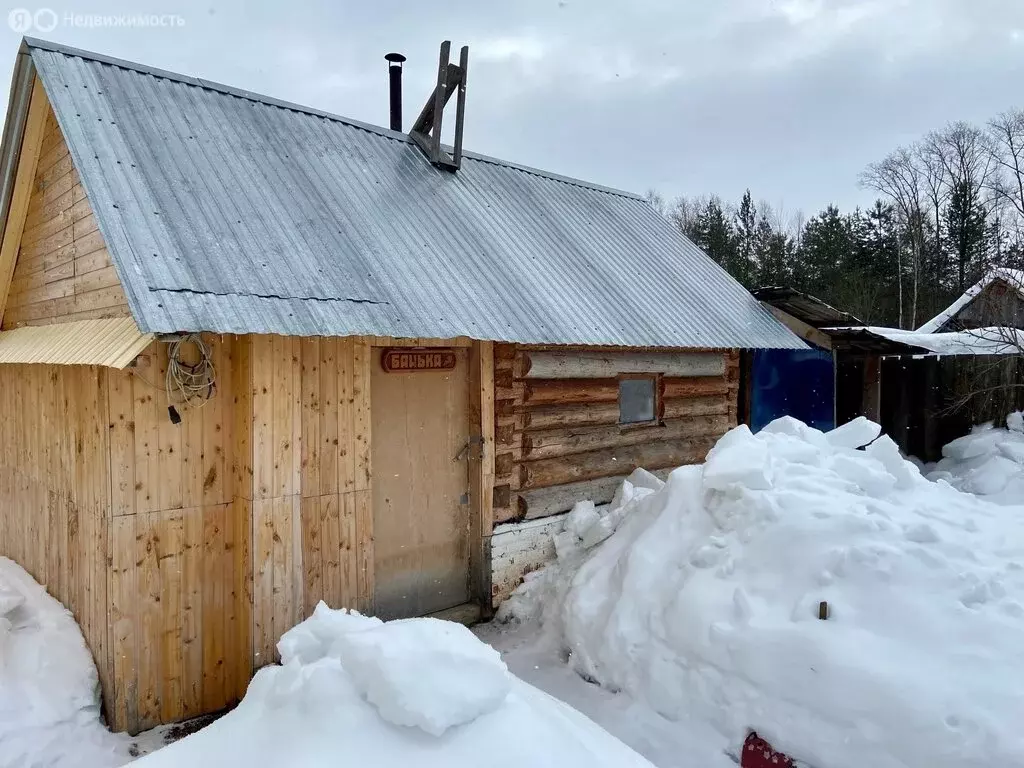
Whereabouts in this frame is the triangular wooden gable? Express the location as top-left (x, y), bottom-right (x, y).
top-left (0, 73), bottom-right (129, 330)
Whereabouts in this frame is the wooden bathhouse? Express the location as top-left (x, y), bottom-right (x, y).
top-left (0, 38), bottom-right (801, 733)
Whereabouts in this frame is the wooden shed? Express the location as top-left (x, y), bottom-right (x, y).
top-left (753, 282), bottom-right (1024, 459)
top-left (0, 38), bottom-right (802, 733)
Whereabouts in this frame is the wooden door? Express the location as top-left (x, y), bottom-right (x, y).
top-left (370, 347), bottom-right (472, 619)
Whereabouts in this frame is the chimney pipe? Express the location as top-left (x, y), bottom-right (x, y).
top-left (385, 52), bottom-right (406, 131)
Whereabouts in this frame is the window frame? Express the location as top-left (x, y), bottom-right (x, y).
top-left (616, 372), bottom-right (662, 428)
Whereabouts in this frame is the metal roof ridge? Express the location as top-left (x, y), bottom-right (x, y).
top-left (23, 36), bottom-right (643, 201)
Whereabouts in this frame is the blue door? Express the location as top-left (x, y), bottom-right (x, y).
top-left (750, 348), bottom-right (834, 433)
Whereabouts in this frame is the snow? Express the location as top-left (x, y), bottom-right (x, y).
top-left (846, 325), bottom-right (1024, 355)
top-left (825, 415), bottom-right (881, 449)
top-left (917, 267), bottom-right (1024, 333)
top-left (132, 603), bottom-right (653, 768)
top-left (498, 418), bottom-right (1024, 768)
top-left (926, 412), bottom-right (1024, 505)
top-left (0, 557), bottom-right (131, 768)
top-left (10, 410), bottom-right (1024, 768)
top-left (329, 616), bottom-right (511, 735)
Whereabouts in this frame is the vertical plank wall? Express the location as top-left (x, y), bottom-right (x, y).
top-left (0, 363), bottom-right (112, 708)
top-left (0, 334), bottom-right (490, 733)
top-left (247, 335), bottom-right (372, 669)
top-left (105, 335), bottom-right (250, 733)
top-left (246, 335), bottom-right (495, 653)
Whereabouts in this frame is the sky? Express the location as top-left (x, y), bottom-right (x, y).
top-left (0, 0), bottom-right (1022, 219)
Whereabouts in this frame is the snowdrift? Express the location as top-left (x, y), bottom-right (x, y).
top-left (926, 412), bottom-right (1024, 506)
top-left (133, 604), bottom-right (653, 768)
top-left (500, 417), bottom-right (1024, 768)
top-left (0, 557), bottom-right (129, 768)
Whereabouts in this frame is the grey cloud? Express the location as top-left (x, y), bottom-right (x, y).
top-left (0, 0), bottom-right (1022, 215)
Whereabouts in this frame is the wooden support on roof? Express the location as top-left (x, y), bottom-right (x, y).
top-left (409, 41), bottom-right (469, 171)
top-left (761, 302), bottom-right (833, 351)
top-left (0, 75), bottom-right (49, 326)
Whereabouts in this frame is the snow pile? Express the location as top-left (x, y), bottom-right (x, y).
top-left (500, 417), bottom-right (1024, 768)
top-left (133, 602), bottom-right (652, 768)
top-left (281, 607), bottom-right (511, 735)
top-left (334, 618), bottom-right (511, 735)
top-left (0, 557), bottom-right (130, 768)
top-left (926, 412), bottom-right (1024, 505)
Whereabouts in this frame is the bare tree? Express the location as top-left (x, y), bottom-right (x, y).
top-left (667, 194), bottom-right (709, 238)
top-left (789, 209), bottom-right (806, 251)
top-left (922, 123), bottom-right (1001, 291)
top-left (861, 147), bottom-right (930, 328)
top-left (986, 110), bottom-right (1024, 238)
top-left (932, 122), bottom-right (998, 198)
top-left (645, 189), bottom-right (668, 217)
top-left (917, 135), bottom-right (950, 297)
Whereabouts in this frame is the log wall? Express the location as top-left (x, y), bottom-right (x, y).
top-left (492, 345), bottom-right (739, 525)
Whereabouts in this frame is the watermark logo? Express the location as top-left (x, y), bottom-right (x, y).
top-left (8, 8), bottom-right (56, 32)
top-left (8, 8), bottom-right (184, 32)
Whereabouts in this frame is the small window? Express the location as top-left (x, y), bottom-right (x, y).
top-left (618, 375), bottom-right (658, 425)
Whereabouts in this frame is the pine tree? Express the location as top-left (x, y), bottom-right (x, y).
top-left (848, 202), bottom-right (902, 323)
top-left (796, 205), bottom-right (853, 300)
top-left (754, 213), bottom-right (789, 287)
top-left (945, 179), bottom-right (988, 292)
top-left (691, 198), bottom-right (737, 275)
top-left (733, 190), bottom-right (757, 287)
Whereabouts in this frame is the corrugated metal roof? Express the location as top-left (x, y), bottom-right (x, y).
top-left (21, 38), bottom-right (802, 349)
top-left (0, 316), bottom-right (152, 368)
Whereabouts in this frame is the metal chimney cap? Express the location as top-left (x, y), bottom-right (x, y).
top-left (385, 52), bottom-right (407, 64)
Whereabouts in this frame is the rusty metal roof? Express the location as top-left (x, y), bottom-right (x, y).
top-left (7, 38), bottom-right (803, 349)
top-left (0, 316), bottom-right (152, 368)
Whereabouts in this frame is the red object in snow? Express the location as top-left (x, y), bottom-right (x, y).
top-left (741, 732), bottom-right (796, 768)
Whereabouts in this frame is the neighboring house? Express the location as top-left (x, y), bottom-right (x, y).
top-left (749, 287), bottom-right (919, 431)
top-left (917, 267), bottom-right (1024, 333)
top-left (754, 280), bottom-right (1024, 460)
top-left (0, 38), bottom-right (801, 733)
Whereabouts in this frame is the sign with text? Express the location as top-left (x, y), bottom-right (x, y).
top-left (381, 348), bottom-right (457, 373)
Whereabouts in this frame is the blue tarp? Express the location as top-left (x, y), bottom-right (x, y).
top-left (750, 348), bottom-right (835, 433)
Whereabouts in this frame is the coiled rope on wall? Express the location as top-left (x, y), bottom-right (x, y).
top-left (165, 333), bottom-right (216, 406)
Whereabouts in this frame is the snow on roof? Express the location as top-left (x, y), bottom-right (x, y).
top-left (860, 326), bottom-right (1024, 356)
top-left (917, 268), bottom-right (1024, 333)
top-left (826, 326), bottom-right (1024, 356)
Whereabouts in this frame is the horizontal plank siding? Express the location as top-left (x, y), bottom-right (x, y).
top-left (2, 94), bottom-right (129, 329)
